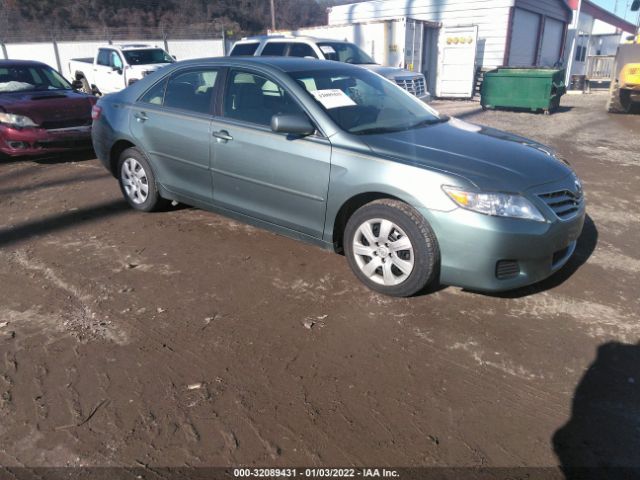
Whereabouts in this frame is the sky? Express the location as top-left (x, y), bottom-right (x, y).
top-left (592, 0), bottom-right (640, 23)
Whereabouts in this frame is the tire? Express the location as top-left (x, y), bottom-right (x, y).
top-left (344, 199), bottom-right (440, 297)
top-left (117, 147), bottom-right (168, 212)
top-left (607, 84), bottom-right (632, 114)
top-left (79, 77), bottom-right (92, 95)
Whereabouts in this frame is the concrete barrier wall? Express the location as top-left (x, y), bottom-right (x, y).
top-left (167, 39), bottom-right (225, 60)
top-left (4, 42), bottom-right (58, 68)
top-left (1, 38), bottom-right (225, 77)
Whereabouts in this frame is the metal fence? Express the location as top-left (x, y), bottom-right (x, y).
top-left (586, 55), bottom-right (615, 81)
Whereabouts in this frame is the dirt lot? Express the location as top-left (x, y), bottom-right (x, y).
top-left (0, 93), bottom-right (639, 474)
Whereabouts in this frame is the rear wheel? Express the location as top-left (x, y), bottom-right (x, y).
top-left (344, 199), bottom-right (440, 297)
top-left (117, 147), bottom-right (168, 212)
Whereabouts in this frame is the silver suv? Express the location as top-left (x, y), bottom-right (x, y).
top-left (229, 35), bottom-right (430, 102)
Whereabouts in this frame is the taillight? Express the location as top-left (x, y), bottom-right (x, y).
top-left (91, 105), bottom-right (102, 120)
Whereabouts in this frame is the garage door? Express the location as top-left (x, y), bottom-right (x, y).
top-left (508, 8), bottom-right (541, 66)
top-left (539, 18), bottom-right (564, 67)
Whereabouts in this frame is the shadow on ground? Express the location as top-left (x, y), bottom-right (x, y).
top-left (0, 199), bottom-right (129, 248)
top-left (553, 341), bottom-right (640, 480)
top-left (0, 149), bottom-right (96, 165)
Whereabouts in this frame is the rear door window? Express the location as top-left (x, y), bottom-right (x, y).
top-left (229, 43), bottom-right (259, 56)
top-left (162, 68), bottom-right (220, 114)
top-left (261, 42), bottom-right (288, 56)
top-left (288, 43), bottom-right (318, 58)
top-left (139, 79), bottom-right (167, 105)
top-left (97, 49), bottom-right (111, 66)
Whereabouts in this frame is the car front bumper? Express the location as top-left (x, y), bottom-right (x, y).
top-left (0, 124), bottom-right (93, 157)
top-left (419, 204), bottom-right (586, 292)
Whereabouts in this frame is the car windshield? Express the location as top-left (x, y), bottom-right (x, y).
top-left (123, 49), bottom-right (174, 65)
top-left (0, 65), bottom-right (72, 93)
top-left (317, 42), bottom-right (376, 65)
top-left (290, 68), bottom-right (444, 135)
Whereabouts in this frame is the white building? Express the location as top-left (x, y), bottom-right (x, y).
top-left (564, 0), bottom-right (636, 82)
top-left (327, 0), bottom-right (573, 70)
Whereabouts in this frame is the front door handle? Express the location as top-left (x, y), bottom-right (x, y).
top-left (134, 112), bottom-right (148, 123)
top-left (212, 130), bottom-right (233, 143)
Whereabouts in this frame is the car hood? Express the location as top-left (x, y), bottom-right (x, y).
top-left (129, 63), bottom-right (173, 73)
top-left (361, 117), bottom-right (572, 192)
top-left (0, 90), bottom-right (95, 126)
top-left (360, 64), bottom-right (423, 80)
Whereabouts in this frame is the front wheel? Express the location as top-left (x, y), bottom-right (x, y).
top-left (117, 147), bottom-right (168, 212)
top-left (344, 199), bottom-right (440, 297)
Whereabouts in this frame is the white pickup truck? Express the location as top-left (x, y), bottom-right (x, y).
top-left (68, 44), bottom-right (175, 95)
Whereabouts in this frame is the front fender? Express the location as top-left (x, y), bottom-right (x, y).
top-left (323, 147), bottom-right (469, 244)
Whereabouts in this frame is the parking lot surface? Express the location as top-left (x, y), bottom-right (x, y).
top-left (0, 93), bottom-right (639, 470)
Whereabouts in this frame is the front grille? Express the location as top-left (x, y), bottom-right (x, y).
top-left (537, 189), bottom-right (583, 220)
top-left (396, 77), bottom-right (426, 97)
top-left (496, 260), bottom-right (520, 279)
top-left (41, 118), bottom-right (91, 130)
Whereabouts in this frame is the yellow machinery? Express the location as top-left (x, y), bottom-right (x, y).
top-left (607, 7), bottom-right (640, 113)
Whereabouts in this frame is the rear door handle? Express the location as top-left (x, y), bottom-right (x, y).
top-left (134, 112), bottom-right (148, 123)
top-left (212, 130), bottom-right (233, 143)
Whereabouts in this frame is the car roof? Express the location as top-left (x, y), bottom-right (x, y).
top-left (237, 35), bottom-right (351, 44)
top-left (99, 44), bottom-right (159, 50)
top-left (176, 56), bottom-right (360, 73)
top-left (0, 59), bottom-right (50, 68)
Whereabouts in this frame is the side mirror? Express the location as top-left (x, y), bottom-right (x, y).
top-left (71, 79), bottom-right (83, 90)
top-left (172, 55), bottom-right (177, 61)
top-left (271, 113), bottom-right (315, 136)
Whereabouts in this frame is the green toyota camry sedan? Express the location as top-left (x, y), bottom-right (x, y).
top-left (91, 57), bottom-right (585, 297)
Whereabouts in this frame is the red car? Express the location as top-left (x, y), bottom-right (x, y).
top-left (0, 60), bottom-right (96, 158)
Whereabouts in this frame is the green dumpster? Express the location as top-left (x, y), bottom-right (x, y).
top-left (480, 68), bottom-right (566, 114)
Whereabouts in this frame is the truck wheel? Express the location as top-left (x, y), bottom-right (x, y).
top-left (117, 147), bottom-right (169, 212)
top-left (607, 84), bottom-right (632, 114)
top-left (79, 77), bottom-right (92, 95)
top-left (344, 199), bottom-right (440, 297)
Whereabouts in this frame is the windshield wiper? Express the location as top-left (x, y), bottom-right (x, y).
top-left (406, 116), bottom-right (449, 130)
top-left (353, 116), bottom-right (449, 135)
top-left (351, 126), bottom-right (407, 135)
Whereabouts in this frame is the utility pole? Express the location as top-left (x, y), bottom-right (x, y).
top-left (565, 0), bottom-right (583, 87)
top-left (270, 0), bottom-right (276, 31)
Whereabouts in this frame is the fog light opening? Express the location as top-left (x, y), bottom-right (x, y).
top-left (8, 141), bottom-right (29, 150)
top-left (496, 260), bottom-right (520, 280)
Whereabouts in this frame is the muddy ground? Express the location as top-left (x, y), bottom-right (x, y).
top-left (0, 93), bottom-right (639, 473)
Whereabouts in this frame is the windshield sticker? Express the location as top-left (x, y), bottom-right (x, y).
top-left (310, 89), bottom-right (356, 109)
top-left (319, 45), bottom-right (336, 54)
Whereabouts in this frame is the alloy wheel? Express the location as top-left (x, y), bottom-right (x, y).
top-left (121, 157), bottom-right (149, 204)
top-left (352, 218), bottom-right (415, 286)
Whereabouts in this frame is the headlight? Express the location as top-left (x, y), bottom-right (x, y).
top-left (0, 112), bottom-right (38, 128)
top-left (442, 186), bottom-right (546, 222)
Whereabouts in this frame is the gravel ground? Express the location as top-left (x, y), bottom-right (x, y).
top-left (0, 93), bottom-right (639, 474)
